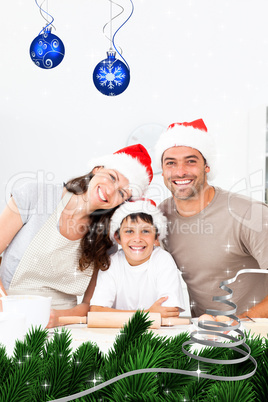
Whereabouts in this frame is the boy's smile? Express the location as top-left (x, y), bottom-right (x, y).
top-left (116, 216), bottom-right (158, 266)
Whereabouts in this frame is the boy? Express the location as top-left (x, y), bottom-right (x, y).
top-left (90, 199), bottom-right (185, 318)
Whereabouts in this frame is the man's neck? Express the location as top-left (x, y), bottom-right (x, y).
top-left (173, 185), bottom-right (215, 217)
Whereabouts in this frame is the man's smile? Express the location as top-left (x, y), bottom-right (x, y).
top-left (173, 179), bottom-right (193, 186)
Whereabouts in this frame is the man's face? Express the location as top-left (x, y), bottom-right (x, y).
top-left (162, 146), bottom-right (210, 200)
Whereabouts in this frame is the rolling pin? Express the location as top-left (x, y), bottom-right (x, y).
top-left (58, 312), bottom-right (190, 328)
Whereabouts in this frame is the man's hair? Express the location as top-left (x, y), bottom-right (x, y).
top-left (116, 212), bottom-right (158, 240)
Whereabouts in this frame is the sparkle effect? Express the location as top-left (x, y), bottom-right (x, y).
top-left (196, 363), bottom-right (206, 380)
top-left (88, 373), bottom-right (102, 387)
top-left (223, 240), bottom-right (234, 253)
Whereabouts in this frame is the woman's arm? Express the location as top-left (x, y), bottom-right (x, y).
top-left (0, 279), bottom-right (7, 297)
top-left (0, 279), bottom-right (7, 311)
top-left (47, 268), bottom-right (99, 328)
top-left (0, 197), bottom-right (23, 311)
top-left (0, 197), bottom-right (24, 254)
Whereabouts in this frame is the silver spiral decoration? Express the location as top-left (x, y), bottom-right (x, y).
top-left (36, 0), bottom-right (56, 34)
top-left (103, 0), bottom-right (124, 48)
top-left (101, 0), bottom-right (134, 70)
top-left (51, 269), bottom-right (267, 402)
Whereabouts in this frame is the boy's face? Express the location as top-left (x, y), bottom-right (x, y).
top-left (115, 216), bottom-right (158, 266)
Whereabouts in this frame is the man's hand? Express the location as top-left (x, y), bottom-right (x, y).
top-left (148, 296), bottom-right (179, 318)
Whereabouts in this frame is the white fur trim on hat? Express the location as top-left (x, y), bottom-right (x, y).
top-left (155, 125), bottom-right (217, 180)
top-left (110, 200), bottom-right (168, 241)
top-left (88, 153), bottom-right (150, 197)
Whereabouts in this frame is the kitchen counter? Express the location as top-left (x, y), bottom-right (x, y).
top-left (52, 323), bottom-right (192, 354)
top-left (50, 319), bottom-right (268, 355)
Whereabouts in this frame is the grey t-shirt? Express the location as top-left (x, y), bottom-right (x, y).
top-left (159, 187), bottom-right (268, 317)
top-left (0, 181), bottom-right (64, 289)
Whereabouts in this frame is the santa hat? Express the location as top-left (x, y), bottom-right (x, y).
top-left (110, 198), bottom-right (168, 241)
top-left (88, 144), bottom-right (153, 197)
top-left (155, 119), bottom-right (217, 180)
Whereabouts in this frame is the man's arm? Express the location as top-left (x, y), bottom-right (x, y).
top-left (238, 295), bottom-right (268, 319)
top-left (238, 202), bottom-right (268, 318)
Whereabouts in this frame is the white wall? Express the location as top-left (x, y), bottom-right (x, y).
top-left (2, 0), bottom-right (268, 316)
top-left (1, 0), bottom-right (268, 209)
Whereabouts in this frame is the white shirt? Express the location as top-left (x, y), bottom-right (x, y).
top-left (90, 247), bottom-right (185, 311)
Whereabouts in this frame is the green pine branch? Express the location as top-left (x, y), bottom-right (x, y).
top-left (207, 381), bottom-right (255, 402)
top-left (37, 328), bottom-right (73, 401)
top-left (0, 345), bottom-right (12, 388)
top-left (0, 312), bottom-right (267, 402)
top-left (67, 341), bottom-right (103, 396)
top-left (248, 334), bottom-right (268, 401)
top-left (106, 310), bottom-right (153, 359)
top-left (0, 352), bottom-right (41, 402)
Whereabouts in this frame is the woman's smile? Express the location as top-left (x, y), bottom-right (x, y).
top-left (97, 186), bottom-right (108, 202)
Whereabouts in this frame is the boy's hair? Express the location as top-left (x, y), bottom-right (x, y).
top-left (115, 212), bottom-right (158, 240)
top-left (110, 199), bottom-right (167, 241)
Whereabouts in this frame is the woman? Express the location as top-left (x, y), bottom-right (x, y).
top-left (0, 144), bottom-right (153, 327)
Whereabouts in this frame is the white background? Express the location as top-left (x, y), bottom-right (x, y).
top-left (1, 0), bottom-right (268, 208)
top-left (2, 0), bottom-right (268, 316)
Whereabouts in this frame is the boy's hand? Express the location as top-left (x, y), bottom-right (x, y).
top-left (148, 296), bottom-right (179, 318)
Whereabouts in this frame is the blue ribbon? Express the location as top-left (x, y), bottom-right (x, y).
top-left (35, 0), bottom-right (55, 35)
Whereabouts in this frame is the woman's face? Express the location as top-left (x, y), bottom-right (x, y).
top-left (88, 167), bottom-right (132, 210)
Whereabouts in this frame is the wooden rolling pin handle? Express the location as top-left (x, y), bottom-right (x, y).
top-left (58, 316), bottom-right (87, 325)
top-left (57, 314), bottom-right (190, 327)
top-left (87, 312), bottom-right (162, 329)
top-left (161, 317), bottom-right (190, 326)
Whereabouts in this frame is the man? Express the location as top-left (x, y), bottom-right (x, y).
top-left (155, 119), bottom-right (268, 318)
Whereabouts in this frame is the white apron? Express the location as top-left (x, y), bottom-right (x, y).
top-left (8, 191), bottom-right (93, 309)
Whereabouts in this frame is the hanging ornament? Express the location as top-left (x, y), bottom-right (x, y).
top-left (29, 1), bottom-right (65, 69)
top-left (30, 28), bottom-right (65, 69)
top-left (93, 0), bottom-right (134, 96)
top-left (93, 50), bottom-right (130, 96)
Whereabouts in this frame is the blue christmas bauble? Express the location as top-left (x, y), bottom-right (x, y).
top-left (93, 50), bottom-right (130, 96)
top-left (29, 29), bottom-right (65, 69)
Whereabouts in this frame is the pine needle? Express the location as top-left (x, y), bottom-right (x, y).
top-left (37, 328), bottom-right (73, 400)
top-left (207, 380), bottom-right (255, 402)
top-left (67, 342), bottom-right (103, 395)
top-left (0, 345), bottom-right (12, 387)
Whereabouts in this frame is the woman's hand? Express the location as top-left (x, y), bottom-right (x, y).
top-left (148, 296), bottom-right (179, 319)
top-left (46, 302), bottom-right (91, 328)
top-left (46, 309), bottom-right (61, 328)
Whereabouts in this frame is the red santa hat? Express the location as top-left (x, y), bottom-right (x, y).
top-left (110, 198), bottom-right (168, 241)
top-left (88, 144), bottom-right (153, 197)
top-left (155, 119), bottom-right (217, 180)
